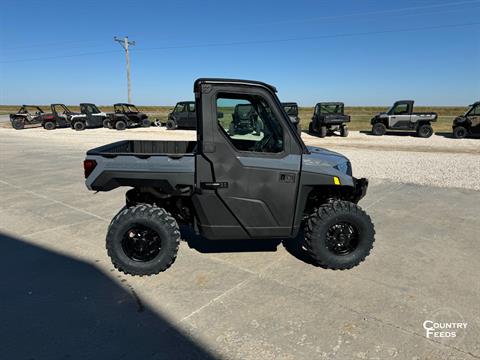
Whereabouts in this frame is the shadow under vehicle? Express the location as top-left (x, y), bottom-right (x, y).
top-left (83, 78), bottom-right (375, 276)
top-left (69, 103), bottom-right (108, 131)
top-left (370, 100), bottom-right (437, 138)
top-left (166, 101), bottom-right (196, 130)
top-left (106, 103), bottom-right (150, 130)
top-left (282, 102), bottom-right (302, 135)
top-left (308, 102), bottom-right (350, 138)
top-left (452, 101), bottom-right (480, 139)
top-left (9, 105), bottom-right (48, 129)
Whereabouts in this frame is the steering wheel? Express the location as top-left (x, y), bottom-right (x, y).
top-left (254, 132), bottom-right (274, 152)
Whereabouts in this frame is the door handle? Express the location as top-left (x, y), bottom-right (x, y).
top-left (201, 182), bottom-right (228, 190)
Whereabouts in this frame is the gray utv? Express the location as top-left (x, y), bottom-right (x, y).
top-left (282, 102), bottom-right (302, 135)
top-left (370, 100), bottom-right (437, 137)
top-left (83, 78), bottom-right (375, 276)
top-left (308, 102), bottom-right (350, 138)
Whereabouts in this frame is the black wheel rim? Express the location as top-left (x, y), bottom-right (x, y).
top-left (325, 222), bottom-right (359, 255)
top-left (122, 225), bottom-right (162, 262)
top-left (421, 127), bottom-right (431, 136)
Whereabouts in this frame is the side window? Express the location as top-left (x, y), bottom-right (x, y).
top-left (472, 105), bottom-right (480, 116)
top-left (216, 95), bottom-right (284, 153)
top-left (393, 103), bottom-right (408, 115)
top-left (174, 104), bottom-right (186, 113)
top-left (188, 103), bottom-right (195, 112)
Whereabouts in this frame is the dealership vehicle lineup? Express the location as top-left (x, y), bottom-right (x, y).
top-left (5, 81), bottom-right (479, 275)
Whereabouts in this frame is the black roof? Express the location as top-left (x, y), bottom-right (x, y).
top-left (282, 102), bottom-right (298, 107)
top-left (176, 101), bottom-right (195, 105)
top-left (315, 102), bottom-right (344, 106)
top-left (469, 101), bottom-right (480, 107)
top-left (114, 103), bottom-right (136, 106)
top-left (194, 78), bottom-right (277, 93)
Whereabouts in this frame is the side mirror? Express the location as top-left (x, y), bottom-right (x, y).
top-left (217, 111), bottom-right (224, 119)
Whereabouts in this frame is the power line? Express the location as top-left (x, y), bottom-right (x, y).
top-left (1, 22), bottom-right (479, 64)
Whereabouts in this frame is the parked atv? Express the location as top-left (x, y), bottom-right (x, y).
top-left (70, 103), bottom-right (108, 131)
top-left (9, 105), bottom-right (47, 129)
top-left (308, 102), bottom-right (350, 138)
top-left (282, 102), bottom-right (302, 135)
top-left (452, 101), bottom-right (480, 139)
top-left (228, 103), bottom-right (262, 136)
top-left (83, 78), bottom-right (375, 276)
top-left (106, 103), bottom-right (150, 130)
top-left (42, 104), bottom-right (74, 130)
top-left (370, 100), bottom-right (437, 137)
top-left (166, 101), bottom-right (196, 130)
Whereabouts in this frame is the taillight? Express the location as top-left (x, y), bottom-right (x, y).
top-left (83, 159), bottom-right (97, 178)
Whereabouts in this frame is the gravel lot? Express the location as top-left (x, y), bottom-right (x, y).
top-left (1, 127), bottom-right (478, 190)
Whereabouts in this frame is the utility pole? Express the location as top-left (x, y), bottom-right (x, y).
top-left (114, 36), bottom-right (136, 103)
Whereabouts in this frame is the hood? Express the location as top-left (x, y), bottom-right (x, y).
top-left (304, 146), bottom-right (350, 171)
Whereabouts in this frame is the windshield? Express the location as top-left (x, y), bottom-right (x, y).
top-left (126, 105), bottom-right (139, 113)
top-left (283, 105), bottom-right (298, 116)
top-left (466, 104), bottom-right (480, 116)
top-left (317, 104), bottom-right (343, 114)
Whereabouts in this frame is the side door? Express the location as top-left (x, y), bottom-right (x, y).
top-left (186, 102), bottom-right (197, 128)
top-left (194, 84), bottom-right (302, 239)
top-left (389, 102), bottom-right (412, 129)
top-left (469, 104), bottom-right (480, 134)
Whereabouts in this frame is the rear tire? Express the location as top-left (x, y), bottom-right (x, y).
top-left (44, 121), bottom-right (56, 130)
top-left (73, 121), bottom-right (86, 131)
top-left (453, 126), bottom-right (467, 139)
top-left (340, 125), bottom-right (349, 137)
top-left (308, 122), bottom-right (314, 134)
top-left (11, 118), bottom-right (25, 130)
top-left (142, 118), bottom-right (151, 127)
top-left (304, 201), bottom-right (375, 270)
top-left (103, 119), bottom-right (110, 128)
top-left (115, 120), bottom-right (127, 130)
top-left (372, 122), bottom-right (386, 136)
top-left (106, 204), bottom-right (180, 276)
top-left (166, 119), bottom-right (177, 130)
top-left (319, 126), bottom-right (327, 138)
top-left (417, 124), bottom-right (433, 138)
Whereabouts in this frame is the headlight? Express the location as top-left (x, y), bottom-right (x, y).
top-left (335, 161), bottom-right (352, 175)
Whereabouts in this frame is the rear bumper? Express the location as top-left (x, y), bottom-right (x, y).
top-left (352, 177), bottom-right (368, 203)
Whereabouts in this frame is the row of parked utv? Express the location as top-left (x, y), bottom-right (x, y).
top-left (9, 103), bottom-right (150, 131)
top-left (10, 99), bottom-right (480, 139)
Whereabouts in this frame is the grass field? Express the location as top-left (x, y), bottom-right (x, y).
top-left (0, 105), bottom-right (466, 132)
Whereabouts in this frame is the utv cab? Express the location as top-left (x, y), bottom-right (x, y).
top-left (282, 102), bottom-right (301, 135)
top-left (228, 103), bottom-right (262, 136)
top-left (370, 100), bottom-right (437, 137)
top-left (107, 103), bottom-right (150, 130)
top-left (308, 102), bottom-right (350, 138)
top-left (70, 103), bottom-right (108, 131)
top-left (9, 105), bottom-right (47, 129)
top-left (452, 101), bottom-right (480, 139)
top-left (166, 101), bottom-right (196, 130)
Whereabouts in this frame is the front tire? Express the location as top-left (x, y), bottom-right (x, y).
top-left (372, 122), bottom-right (386, 136)
top-left (417, 124), bottom-right (433, 138)
top-left (106, 204), bottom-right (180, 276)
top-left (319, 126), bottom-right (327, 138)
top-left (103, 119), bottom-right (110, 128)
top-left (142, 118), bottom-right (151, 127)
top-left (73, 121), bottom-right (86, 131)
top-left (166, 119), bottom-right (177, 130)
top-left (304, 201), bottom-right (375, 270)
top-left (340, 125), bottom-right (349, 137)
top-left (115, 120), bottom-right (127, 130)
top-left (453, 126), bottom-right (467, 139)
top-left (44, 121), bottom-right (56, 130)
